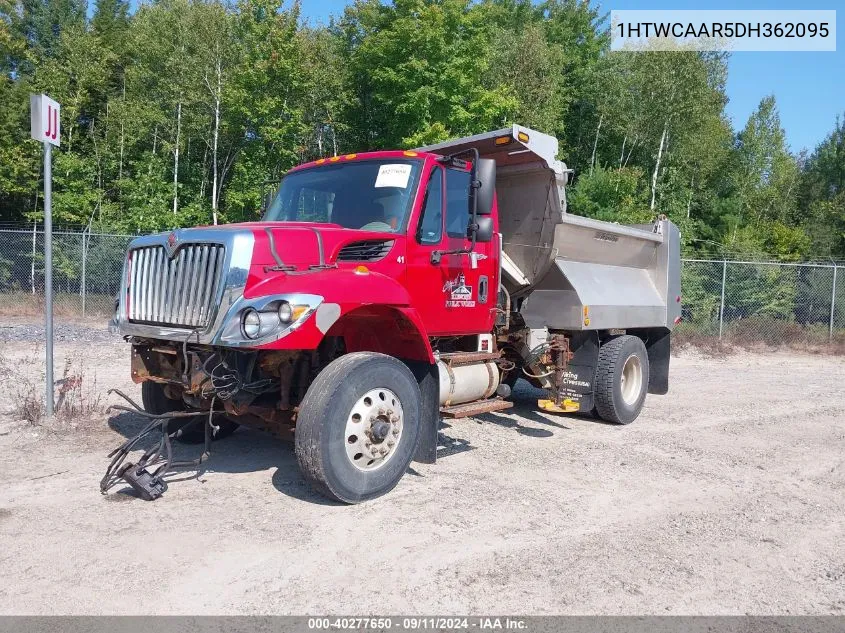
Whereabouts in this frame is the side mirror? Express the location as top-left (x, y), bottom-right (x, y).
top-left (474, 158), bottom-right (496, 215)
top-left (471, 216), bottom-right (494, 243)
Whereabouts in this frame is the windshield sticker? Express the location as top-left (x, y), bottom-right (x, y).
top-left (375, 164), bottom-right (412, 188)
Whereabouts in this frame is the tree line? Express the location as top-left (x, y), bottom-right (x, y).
top-left (1, 0), bottom-right (844, 261)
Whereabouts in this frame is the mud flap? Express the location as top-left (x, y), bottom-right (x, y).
top-left (405, 360), bottom-right (439, 464)
top-left (645, 329), bottom-right (671, 395)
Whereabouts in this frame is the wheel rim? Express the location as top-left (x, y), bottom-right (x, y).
top-left (344, 388), bottom-right (404, 472)
top-left (620, 354), bottom-right (643, 406)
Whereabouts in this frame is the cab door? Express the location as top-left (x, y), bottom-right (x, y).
top-left (405, 163), bottom-right (498, 337)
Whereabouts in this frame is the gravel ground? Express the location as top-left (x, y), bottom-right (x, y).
top-left (0, 322), bottom-right (843, 615)
top-left (0, 316), bottom-right (116, 343)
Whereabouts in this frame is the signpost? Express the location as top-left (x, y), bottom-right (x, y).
top-left (30, 94), bottom-right (60, 417)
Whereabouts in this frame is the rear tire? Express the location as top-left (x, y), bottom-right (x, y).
top-left (295, 352), bottom-right (422, 504)
top-left (594, 335), bottom-right (649, 425)
top-left (140, 381), bottom-right (238, 443)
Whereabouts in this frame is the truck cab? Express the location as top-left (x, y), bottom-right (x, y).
top-left (111, 125), bottom-right (680, 504)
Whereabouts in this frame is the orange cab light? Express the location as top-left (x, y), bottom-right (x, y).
top-left (517, 131), bottom-right (530, 143)
top-left (329, 156), bottom-right (340, 162)
top-left (344, 153), bottom-right (357, 160)
top-left (291, 305), bottom-right (310, 320)
top-left (315, 158), bottom-right (325, 164)
top-left (494, 136), bottom-right (512, 146)
top-left (403, 151), bottom-right (418, 157)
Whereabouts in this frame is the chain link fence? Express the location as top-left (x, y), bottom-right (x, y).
top-left (0, 228), bottom-right (132, 319)
top-left (1, 228), bottom-right (843, 348)
top-left (679, 259), bottom-right (843, 347)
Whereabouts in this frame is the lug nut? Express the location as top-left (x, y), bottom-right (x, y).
top-left (390, 414), bottom-right (399, 423)
top-left (392, 428), bottom-right (400, 436)
top-left (387, 440), bottom-right (395, 448)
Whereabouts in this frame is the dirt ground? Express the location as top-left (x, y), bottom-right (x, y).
top-left (0, 323), bottom-right (843, 615)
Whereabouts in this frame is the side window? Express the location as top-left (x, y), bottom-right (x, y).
top-left (446, 168), bottom-right (471, 238)
top-left (417, 167), bottom-right (443, 245)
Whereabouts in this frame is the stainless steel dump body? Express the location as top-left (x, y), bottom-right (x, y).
top-left (420, 125), bottom-right (681, 331)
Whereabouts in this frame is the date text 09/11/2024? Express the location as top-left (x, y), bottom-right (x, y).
top-left (307, 617), bottom-right (529, 630)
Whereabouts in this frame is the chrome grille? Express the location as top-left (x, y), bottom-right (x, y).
top-left (128, 243), bottom-right (225, 328)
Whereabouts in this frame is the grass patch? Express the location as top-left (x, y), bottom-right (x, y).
top-left (675, 317), bottom-right (845, 356)
top-left (0, 346), bottom-right (104, 428)
top-left (0, 291), bottom-right (115, 319)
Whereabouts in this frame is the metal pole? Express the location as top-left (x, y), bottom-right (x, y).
top-left (44, 142), bottom-right (54, 417)
top-left (831, 265), bottom-right (838, 343)
top-left (718, 259), bottom-right (727, 339)
top-left (81, 229), bottom-right (87, 317)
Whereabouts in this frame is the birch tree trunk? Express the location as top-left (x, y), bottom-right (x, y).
top-left (591, 114), bottom-right (603, 172)
top-left (686, 173), bottom-right (695, 218)
top-left (173, 100), bottom-right (182, 214)
top-left (118, 77), bottom-right (125, 184)
top-left (210, 58), bottom-right (222, 226)
top-left (200, 143), bottom-right (208, 200)
top-left (619, 135), bottom-right (627, 169)
top-left (650, 122), bottom-right (668, 211)
top-left (623, 136), bottom-right (638, 168)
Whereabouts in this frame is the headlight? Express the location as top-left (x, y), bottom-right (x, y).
top-left (278, 301), bottom-right (293, 323)
top-left (242, 309), bottom-right (261, 339)
top-left (217, 294), bottom-right (323, 346)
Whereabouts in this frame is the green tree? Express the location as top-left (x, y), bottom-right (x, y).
top-left (729, 96), bottom-right (799, 228)
top-left (799, 116), bottom-right (845, 258)
top-left (341, 0), bottom-right (515, 148)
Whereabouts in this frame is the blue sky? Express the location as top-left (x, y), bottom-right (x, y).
top-left (297, 0), bottom-right (842, 154)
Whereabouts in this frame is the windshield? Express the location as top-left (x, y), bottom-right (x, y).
top-left (264, 159), bottom-right (422, 233)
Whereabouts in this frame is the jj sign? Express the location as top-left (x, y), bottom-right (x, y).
top-left (30, 93), bottom-right (60, 416)
top-left (30, 94), bottom-right (61, 147)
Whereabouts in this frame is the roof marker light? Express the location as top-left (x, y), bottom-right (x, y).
top-left (495, 136), bottom-right (512, 146)
top-left (403, 151), bottom-right (418, 157)
top-left (345, 153), bottom-right (357, 160)
top-left (517, 131), bottom-right (530, 143)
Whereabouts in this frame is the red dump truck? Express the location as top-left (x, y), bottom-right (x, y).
top-left (110, 125), bottom-right (681, 503)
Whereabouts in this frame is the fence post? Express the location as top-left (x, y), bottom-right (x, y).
top-left (80, 229), bottom-right (87, 317)
top-left (30, 221), bottom-right (36, 295)
top-left (718, 259), bottom-right (727, 339)
top-left (831, 264), bottom-right (838, 343)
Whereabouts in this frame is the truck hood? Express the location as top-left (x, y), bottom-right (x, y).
top-left (135, 221), bottom-right (400, 277)
top-left (240, 222), bottom-right (399, 269)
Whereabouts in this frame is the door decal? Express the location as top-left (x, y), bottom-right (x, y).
top-left (443, 273), bottom-right (475, 308)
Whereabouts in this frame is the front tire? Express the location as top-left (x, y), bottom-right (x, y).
top-left (295, 352), bottom-right (422, 503)
top-left (594, 335), bottom-right (649, 425)
top-left (140, 381), bottom-right (238, 443)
